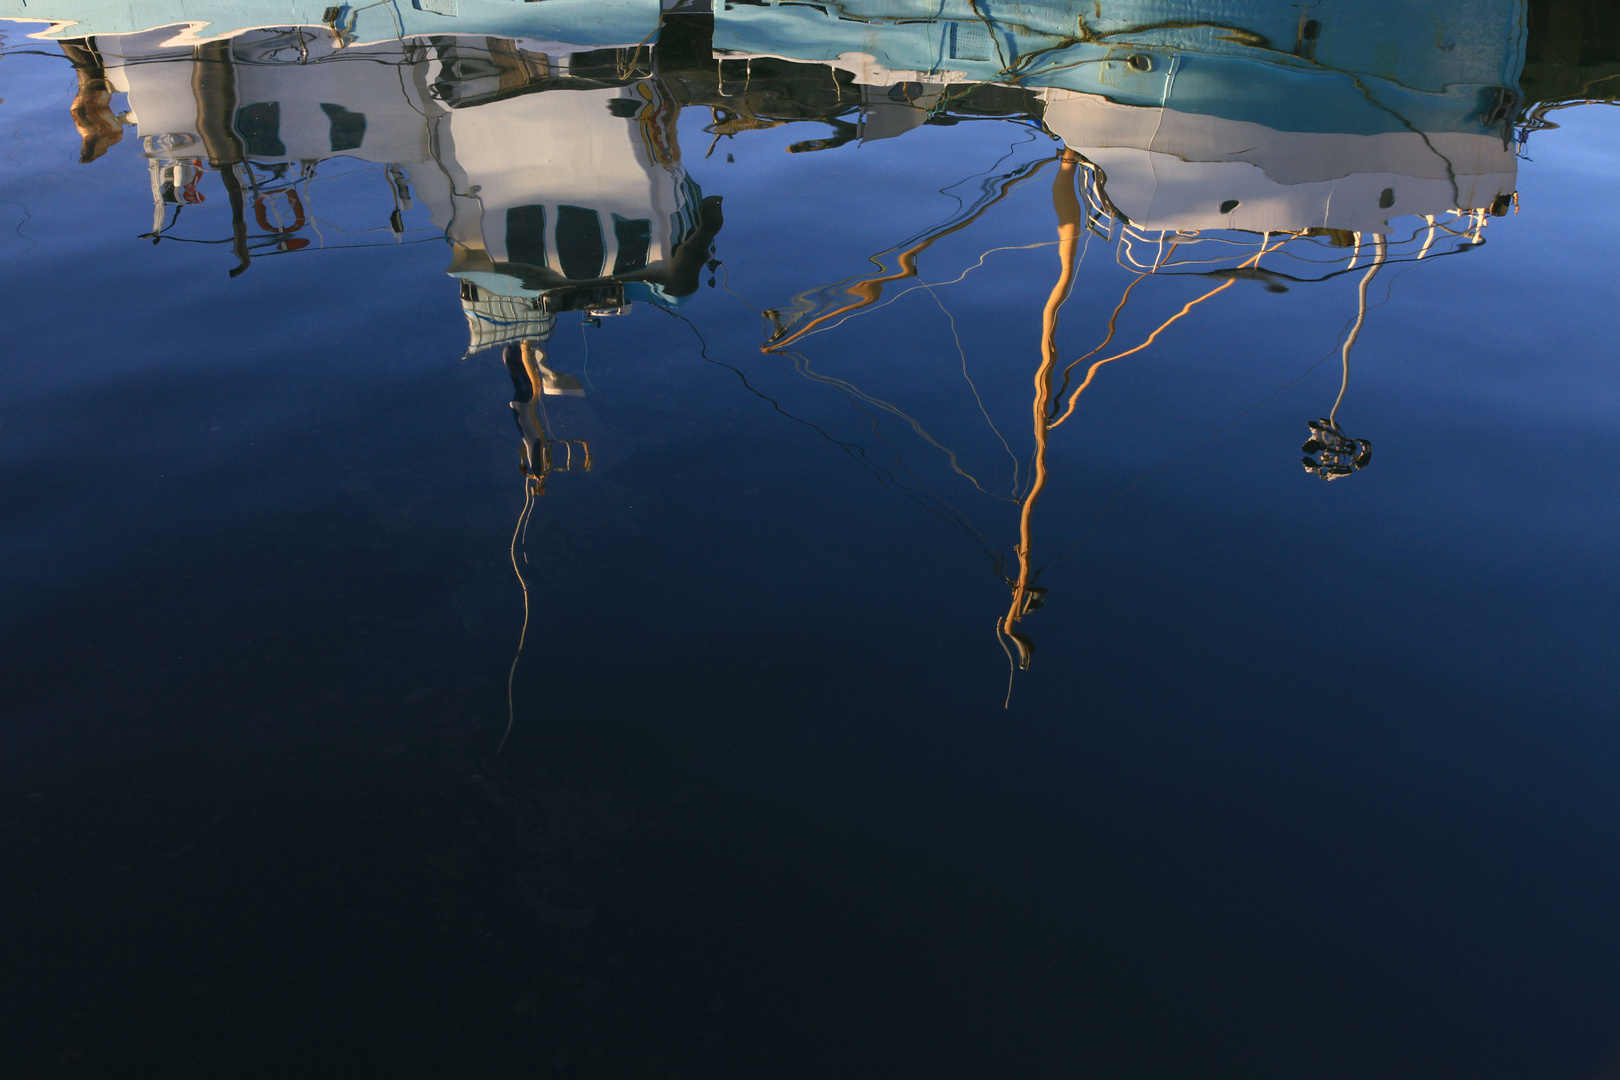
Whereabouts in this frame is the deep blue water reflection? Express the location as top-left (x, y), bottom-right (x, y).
top-left (2, 6), bottom-right (1620, 1076)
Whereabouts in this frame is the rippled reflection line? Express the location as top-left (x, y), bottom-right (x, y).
top-left (807, 240), bottom-right (1059, 339)
top-left (766, 155), bottom-right (1055, 350)
top-left (781, 346), bottom-right (1017, 505)
top-left (659, 306), bottom-right (1006, 569)
top-left (724, 260), bottom-right (1022, 527)
top-left (933, 128), bottom-right (1041, 222)
top-left (1048, 236), bottom-right (1292, 429)
top-left (1332, 235), bottom-right (1388, 424)
top-left (501, 480), bottom-right (537, 755)
top-left (1048, 264), bottom-right (1151, 416)
top-left (923, 281), bottom-right (1021, 497)
top-left (0, 194), bottom-right (38, 258)
top-left (780, 344), bottom-right (1010, 551)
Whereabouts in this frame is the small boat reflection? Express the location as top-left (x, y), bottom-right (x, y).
top-left (34, 18), bottom-right (725, 487)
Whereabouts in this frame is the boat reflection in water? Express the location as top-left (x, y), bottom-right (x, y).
top-left (10, 0), bottom-right (1608, 694)
top-left (41, 18), bottom-right (725, 492)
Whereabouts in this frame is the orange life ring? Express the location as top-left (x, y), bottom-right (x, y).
top-left (253, 188), bottom-right (306, 233)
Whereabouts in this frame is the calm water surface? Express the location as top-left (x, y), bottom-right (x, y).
top-left (2, 3), bottom-right (1619, 1076)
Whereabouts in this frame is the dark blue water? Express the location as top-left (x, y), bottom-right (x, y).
top-left (3, 10), bottom-right (1620, 1076)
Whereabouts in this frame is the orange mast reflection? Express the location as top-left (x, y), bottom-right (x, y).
top-left (997, 150), bottom-right (1083, 669)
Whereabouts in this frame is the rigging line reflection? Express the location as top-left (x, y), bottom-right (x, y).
top-left (578, 316), bottom-right (595, 392)
top-left (1300, 234), bottom-right (1386, 481)
top-left (795, 240), bottom-right (1060, 341)
top-left (1042, 259), bottom-right (1422, 576)
top-left (763, 154), bottom-right (1056, 350)
top-left (934, 127), bottom-right (1041, 220)
top-left (779, 344), bottom-right (1017, 505)
top-left (778, 345), bottom-right (1009, 546)
top-left (716, 264), bottom-right (770, 320)
top-left (921, 281), bottom-right (1021, 498)
top-left (1333, 236), bottom-right (1388, 425)
top-left (502, 479), bottom-right (536, 756)
top-left (845, 150), bottom-right (1058, 274)
top-left (997, 217), bottom-right (1291, 670)
top-left (1047, 235), bottom-right (1291, 430)
top-left (842, 141), bottom-right (1056, 265)
top-left (730, 250), bottom-right (1026, 504)
top-left (1048, 262), bottom-right (1152, 414)
top-left (967, 0), bottom-right (1012, 74)
top-left (657, 306), bottom-right (1006, 569)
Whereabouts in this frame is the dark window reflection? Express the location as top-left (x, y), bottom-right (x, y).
top-left (556, 205), bottom-right (605, 280)
top-left (505, 204), bottom-right (548, 268)
top-left (234, 102), bottom-right (283, 157)
top-left (319, 103), bottom-right (366, 151)
top-left (611, 215), bottom-right (652, 273)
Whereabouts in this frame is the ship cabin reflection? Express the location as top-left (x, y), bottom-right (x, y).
top-left (62, 24), bottom-right (722, 491)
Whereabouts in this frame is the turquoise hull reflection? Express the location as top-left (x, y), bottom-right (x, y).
top-left (5, 0), bottom-right (1529, 112)
top-left (712, 0), bottom-right (1526, 105)
top-left (0, 0), bottom-right (663, 48)
top-left (711, 0), bottom-right (1526, 137)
